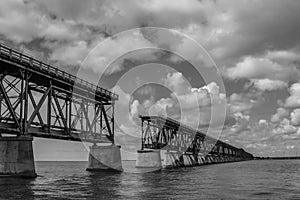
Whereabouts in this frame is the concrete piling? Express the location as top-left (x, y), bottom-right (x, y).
top-left (0, 136), bottom-right (36, 178)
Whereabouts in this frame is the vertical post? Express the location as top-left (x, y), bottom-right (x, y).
top-left (47, 80), bottom-right (52, 133)
top-left (19, 71), bottom-right (24, 134)
top-left (69, 98), bottom-right (72, 133)
top-left (65, 99), bottom-right (68, 128)
top-left (85, 103), bottom-right (88, 132)
top-left (94, 104), bottom-right (97, 133)
top-left (100, 103), bottom-right (102, 137)
top-left (23, 71), bottom-right (29, 135)
top-left (112, 100), bottom-right (115, 144)
top-left (141, 118), bottom-right (144, 150)
top-left (80, 101), bottom-right (83, 132)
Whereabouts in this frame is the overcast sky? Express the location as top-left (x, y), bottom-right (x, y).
top-left (1, 0), bottom-right (300, 160)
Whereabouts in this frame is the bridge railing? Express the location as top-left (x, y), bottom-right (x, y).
top-left (0, 43), bottom-right (118, 101)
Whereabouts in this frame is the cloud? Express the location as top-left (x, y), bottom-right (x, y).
top-left (284, 82), bottom-right (300, 108)
top-left (249, 79), bottom-right (288, 91)
top-left (224, 56), bottom-right (299, 82)
top-left (228, 93), bottom-right (255, 114)
top-left (272, 118), bottom-right (297, 135)
top-left (259, 119), bottom-right (268, 126)
top-left (34, 0), bottom-right (98, 21)
top-left (124, 72), bottom-right (230, 130)
top-left (112, 85), bottom-right (131, 106)
top-left (163, 72), bottom-right (190, 95)
top-left (265, 50), bottom-right (300, 65)
top-left (208, 1), bottom-right (300, 62)
top-left (148, 98), bottom-right (174, 116)
top-left (82, 30), bottom-right (155, 74)
top-left (290, 109), bottom-right (300, 126)
top-left (0, 0), bottom-right (42, 43)
top-left (230, 112), bottom-right (250, 134)
top-left (164, 72), bottom-right (226, 109)
top-left (45, 41), bottom-right (90, 66)
top-left (271, 107), bottom-right (289, 123)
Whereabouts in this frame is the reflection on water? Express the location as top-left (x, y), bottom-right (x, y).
top-left (0, 160), bottom-right (300, 199)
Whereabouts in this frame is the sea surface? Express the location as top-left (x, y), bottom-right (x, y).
top-left (0, 160), bottom-right (299, 200)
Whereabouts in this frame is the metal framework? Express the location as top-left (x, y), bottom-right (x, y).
top-left (0, 43), bottom-right (118, 143)
top-left (140, 115), bottom-right (253, 160)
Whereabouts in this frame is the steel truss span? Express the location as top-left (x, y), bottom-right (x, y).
top-left (0, 43), bottom-right (118, 143)
top-left (140, 115), bottom-right (253, 160)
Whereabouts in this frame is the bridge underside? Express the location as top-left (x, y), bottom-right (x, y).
top-left (136, 116), bottom-right (253, 168)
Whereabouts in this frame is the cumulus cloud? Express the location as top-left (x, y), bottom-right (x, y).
top-left (125, 72), bottom-right (229, 130)
top-left (272, 118), bottom-right (297, 135)
top-left (290, 109), bottom-right (300, 126)
top-left (284, 82), bottom-right (300, 108)
top-left (230, 112), bottom-right (250, 134)
top-left (224, 56), bottom-right (300, 82)
top-left (129, 97), bottom-right (174, 124)
top-left (271, 107), bottom-right (289, 123)
top-left (163, 72), bottom-right (190, 95)
top-left (259, 119), bottom-right (268, 126)
top-left (250, 79), bottom-right (288, 91)
top-left (228, 93), bottom-right (255, 114)
top-left (163, 72), bottom-right (225, 110)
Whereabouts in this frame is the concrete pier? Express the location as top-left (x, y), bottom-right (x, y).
top-left (0, 136), bottom-right (36, 178)
top-left (136, 149), bottom-right (162, 168)
top-left (86, 144), bottom-right (123, 172)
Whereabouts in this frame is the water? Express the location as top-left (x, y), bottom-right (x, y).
top-left (0, 160), bottom-right (299, 199)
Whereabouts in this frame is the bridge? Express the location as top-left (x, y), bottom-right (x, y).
top-left (0, 43), bottom-right (117, 143)
top-left (0, 43), bottom-right (121, 177)
top-left (0, 42), bottom-right (253, 177)
top-left (136, 116), bottom-right (253, 168)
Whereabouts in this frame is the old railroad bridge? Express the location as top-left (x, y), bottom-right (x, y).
top-left (0, 43), bottom-right (253, 177)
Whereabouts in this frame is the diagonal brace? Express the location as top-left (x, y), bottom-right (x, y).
top-left (0, 79), bottom-right (21, 131)
top-left (53, 93), bottom-right (68, 133)
top-left (28, 89), bottom-right (44, 126)
top-left (27, 86), bottom-right (51, 129)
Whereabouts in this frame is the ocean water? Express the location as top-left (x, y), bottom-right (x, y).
top-left (0, 160), bottom-right (299, 200)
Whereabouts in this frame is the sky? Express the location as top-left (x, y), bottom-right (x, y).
top-left (1, 0), bottom-right (300, 160)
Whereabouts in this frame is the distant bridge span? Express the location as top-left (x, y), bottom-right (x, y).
top-left (136, 116), bottom-right (253, 168)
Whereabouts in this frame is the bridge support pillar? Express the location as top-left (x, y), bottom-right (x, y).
top-left (136, 150), bottom-right (162, 169)
top-left (86, 144), bottom-right (123, 172)
top-left (0, 136), bottom-right (36, 178)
